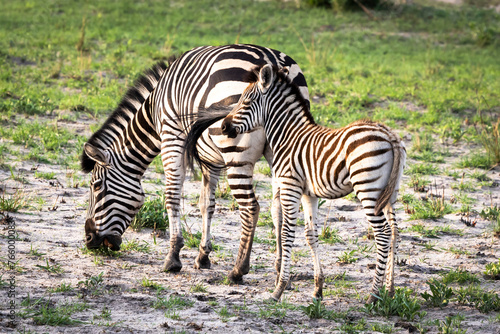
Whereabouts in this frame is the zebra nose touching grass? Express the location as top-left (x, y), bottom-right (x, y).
top-left (218, 64), bottom-right (406, 303)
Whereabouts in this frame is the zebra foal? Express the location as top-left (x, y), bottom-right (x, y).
top-left (218, 64), bottom-right (406, 303)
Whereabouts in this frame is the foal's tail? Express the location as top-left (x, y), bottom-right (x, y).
top-left (374, 131), bottom-right (406, 216)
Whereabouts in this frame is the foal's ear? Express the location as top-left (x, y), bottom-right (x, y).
top-left (258, 64), bottom-right (274, 94)
top-left (83, 143), bottom-right (111, 168)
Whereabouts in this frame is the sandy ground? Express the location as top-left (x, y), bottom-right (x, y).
top-left (0, 111), bottom-right (499, 334)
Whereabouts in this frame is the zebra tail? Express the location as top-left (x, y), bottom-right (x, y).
top-left (374, 139), bottom-right (405, 216)
top-left (184, 107), bottom-right (232, 172)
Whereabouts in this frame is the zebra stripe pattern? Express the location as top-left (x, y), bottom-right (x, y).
top-left (81, 45), bottom-right (309, 282)
top-left (219, 64), bottom-right (406, 302)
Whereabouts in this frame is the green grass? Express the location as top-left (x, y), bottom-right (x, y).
top-left (20, 296), bottom-right (89, 326)
top-left (131, 192), bottom-right (168, 231)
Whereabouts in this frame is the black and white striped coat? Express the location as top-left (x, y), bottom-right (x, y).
top-left (81, 45), bottom-right (309, 281)
top-left (218, 64), bottom-right (406, 302)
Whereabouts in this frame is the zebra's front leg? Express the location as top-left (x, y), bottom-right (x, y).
top-left (264, 145), bottom-right (283, 287)
top-left (271, 188), bottom-right (301, 301)
top-left (194, 166), bottom-right (221, 269)
top-left (272, 183), bottom-right (282, 287)
top-left (302, 195), bottom-right (324, 300)
top-left (226, 164), bottom-right (260, 283)
top-left (161, 137), bottom-right (186, 273)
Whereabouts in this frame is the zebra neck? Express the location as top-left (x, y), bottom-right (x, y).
top-left (107, 99), bottom-right (162, 177)
top-left (264, 90), bottom-right (316, 154)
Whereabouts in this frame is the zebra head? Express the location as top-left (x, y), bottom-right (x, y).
top-left (82, 143), bottom-right (145, 251)
top-left (221, 64), bottom-right (277, 138)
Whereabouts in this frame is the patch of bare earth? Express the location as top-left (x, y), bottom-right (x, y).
top-left (1, 106), bottom-right (499, 333)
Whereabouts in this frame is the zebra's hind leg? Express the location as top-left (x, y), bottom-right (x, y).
top-left (383, 205), bottom-right (399, 297)
top-left (194, 165), bottom-right (222, 270)
top-left (226, 163), bottom-right (260, 283)
top-left (363, 206), bottom-right (391, 304)
top-left (302, 195), bottom-right (324, 300)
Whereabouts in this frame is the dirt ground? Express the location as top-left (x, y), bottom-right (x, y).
top-left (1, 116), bottom-right (499, 333)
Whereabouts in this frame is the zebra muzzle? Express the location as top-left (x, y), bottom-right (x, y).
top-left (221, 118), bottom-right (239, 138)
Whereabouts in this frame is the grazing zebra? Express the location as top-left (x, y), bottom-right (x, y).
top-left (215, 64), bottom-right (406, 303)
top-left (80, 45), bottom-right (309, 282)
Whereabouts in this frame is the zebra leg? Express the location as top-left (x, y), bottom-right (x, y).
top-left (194, 165), bottom-right (221, 270)
top-left (271, 188), bottom-right (301, 301)
top-left (161, 135), bottom-right (186, 273)
top-left (226, 163), bottom-right (260, 282)
top-left (364, 207), bottom-right (391, 304)
top-left (302, 195), bottom-right (324, 300)
top-left (383, 205), bottom-right (398, 297)
top-left (263, 146), bottom-right (283, 286)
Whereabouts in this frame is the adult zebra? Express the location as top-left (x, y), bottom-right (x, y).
top-left (198, 64), bottom-right (406, 303)
top-left (81, 45), bottom-right (309, 281)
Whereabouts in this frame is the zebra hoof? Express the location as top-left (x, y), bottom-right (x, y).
top-left (228, 270), bottom-right (244, 284)
top-left (194, 254), bottom-right (211, 270)
top-left (162, 254), bottom-right (183, 273)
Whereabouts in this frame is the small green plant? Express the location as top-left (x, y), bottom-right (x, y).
top-left (78, 272), bottom-right (104, 296)
top-left (141, 277), bottom-right (164, 291)
top-left (190, 283), bottom-right (207, 293)
top-left (182, 230), bottom-right (202, 249)
top-left (120, 239), bottom-right (151, 253)
top-left (363, 286), bottom-right (426, 321)
top-left (451, 180), bottom-right (476, 192)
top-left (152, 293), bottom-right (194, 311)
top-left (408, 174), bottom-right (430, 192)
top-left (0, 190), bottom-right (27, 212)
top-left (455, 285), bottom-right (500, 313)
top-left (484, 259), bottom-right (500, 279)
top-left (300, 298), bottom-right (330, 319)
top-left (405, 163), bottom-right (440, 176)
top-left (29, 244), bottom-right (46, 257)
top-left (215, 179), bottom-right (232, 199)
top-left (420, 279), bottom-right (453, 308)
top-left (131, 192), bottom-right (168, 231)
top-left (35, 259), bottom-right (64, 274)
top-left (257, 208), bottom-right (273, 228)
top-left (369, 322), bottom-right (395, 334)
top-left (216, 305), bottom-right (233, 322)
top-left (480, 204), bottom-right (500, 221)
top-left (93, 306), bottom-right (112, 320)
top-left (440, 268), bottom-right (479, 285)
top-left (19, 296), bottom-right (88, 326)
top-left (34, 171), bottom-right (56, 180)
top-left (337, 250), bottom-right (358, 264)
top-left (256, 164), bottom-right (272, 176)
top-left (437, 315), bottom-right (466, 334)
top-left (48, 283), bottom-right (73, 293)
top-left (319, 225), bottom-right (343, 244)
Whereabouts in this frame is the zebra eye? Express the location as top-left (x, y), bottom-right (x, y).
top-left (93, 180), bottom-right (103, 191)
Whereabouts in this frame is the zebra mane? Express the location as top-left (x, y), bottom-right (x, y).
top-left (80, 60), bottom-right (172, 173)
top-left (184, 107), bottom-right (232, 173)
top-left (249, 64), bottom-right (315, 125)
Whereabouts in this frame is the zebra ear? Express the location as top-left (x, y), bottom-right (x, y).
top-left (258, 64), bottom-right (274, 93)
top-left (83, 143), bottom-right (111, 168)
